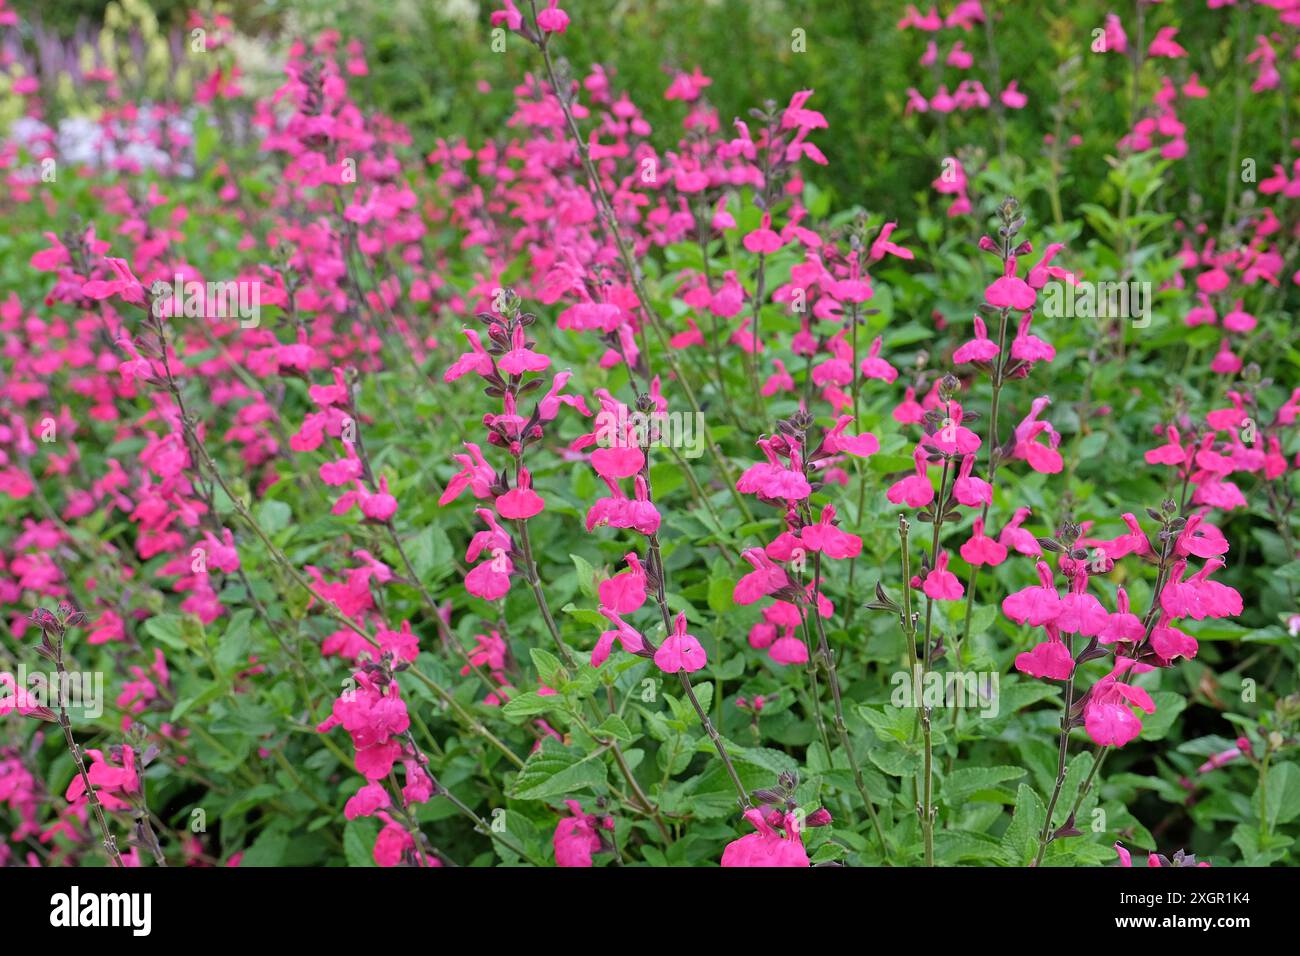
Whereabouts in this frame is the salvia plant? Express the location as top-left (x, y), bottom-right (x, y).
top-left (0, 0), bottom-right (1298, 871)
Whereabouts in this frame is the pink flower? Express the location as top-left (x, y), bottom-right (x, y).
top-left (858, 336), bottom-right (898, 382)
top-left (960, 518), bottom-right (1007, 566)
top-left (743, 213), bottom-right (784, 254)
top-left (721, 809), bottom-right (809, 867)
top-left (360, 476), bottom-right (398, 521)
top-left (923, 550), bottom-right (964, 600)
top-left (439, 443), bottom-right (495, 505)
top-left (823, 416), bottom-right (879, 458)
top-left (1055, 570), bottom-right (1108, 636)
top-left (869, 222), bottom-right (913, 262)
top-left (801, 505), bottom-right (862, 559)
top-left (738, 438), bottom-right (812, 500)
top-left (81, 257), bottom-right (147, 306)
top-left (952, 315), bottom-right (1000, 364)
top-left (886, 446), bottom-right (935, 508)
top-left (593, 607), bottom-right (644, 668)
top-left (985, 257), bottom-right (1036, 310)
top-left (734, 548), bottom-right (790, 604)
top-left (952, 454), bottom-right (992, 507)
top-left (1147, 26), bottom-right (1187, 59)
top-left (444, 328), bottom-right (495, 382)
top-left (490, 0), bottom-right (524, 30)
top-left (498, 323), bottom-right (551, 375)
top-left (496, 468), bottom-right (545, 520)
top-left (587, 475), bottom-right (661, 535)
top-left (654, 612), bottom-right (707, 674)
top-left (1010, 396), bottom-right (1063, 474)
top-left (1084, 659), bottom-right (1156, 747)
top-left (768, 630), bottom-right (809, 665)
top-left (590, 445), bottom-right (645, 479)
top-left (1003, 561), bottom-right (1061, 626)
top-left (345, 782), bottom-right (392, 820)
top-left (466, 555), bottom-right (512, 600)
top-left (598, 553), bottom-right (647, 613)
top-left (1099, 512), bottom-right (1153, 560)
top-left (1015, 627), bottom-right (1075, 680)
top-left (1099, 588), bottom-right (1145, 645)
top-left (1010, 313), bottom-right (1055, 363)
top-left (535, 0), bottom-right (570, 33)
top-left (1197, 737), bottom-right (1251, 775)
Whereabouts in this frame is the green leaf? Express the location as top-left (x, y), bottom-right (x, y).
top-left (858, 704), bottom-right (916, 744)
top-left (943, 766), bottom-right (1027, 804)
top-left (530, 647), bottom-right (566, 687)
top-left (570, 553), bottom-right (598, 599)
top-left (214, 608), bottom-right (254, 673)
top-left (501, 691), bottom-right (560, 719)
top-left (1139, 691), bottom-right (1186, 741)
top-left (409, 525), bottom-right (453, 579)
top-left (707, 574), bottom-right (735, 614)
top-left (1265, 762), bottom-right (1300, 828)
top-left (510, 741), bottom-right (609, 801)
top-left (595, 714), bottom-right (634, 742)
top-left (1000, 784), bottom-right (1047, 867)
top-left (241, 827), bottom-right (290, 867)
top-left (144, 614), bottom-right (189, 651)
top-left (343, 818), bottom-right (378, 867)
top-left (258, 499), bottom-right (292, 534)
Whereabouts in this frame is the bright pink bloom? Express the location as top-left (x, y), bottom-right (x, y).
top-left (654, 612), bottom-right (707, 673)
top-left (800, 505), bottom-right (862, 559)
top-left (734, 548), bottom-right (791, 604)
top-left (923, 551), bottom-right (964, 600)
top-left (1099, 588), bottom-right (1146, 645)
top-left (1003, 561), bottom-right (1061, 626)
top-left (952, 454), bottom-right (992, 507)
top-left (1015, 627), bottom-right (1075, 680)
top-left (598, 553), bottom-right (647, 613)
top-left (985, 257), bottom-right (1036, 310)
top-left (959, 518), bottom-right (1007, 566)
top-left (496, 469), bottom-right (545, 520)
top-left (593, 607), bottom-right (644, 668)
top-left (887, 446), bottom-right (935, 508)
top-left (554, 801), bottom-right (609, 867)
top-left (952, 315), bottom-right (1000, 364)
top-left (1084, 659), bottom-right (1156, 747)
top-left (720, 809), bottom-right (809, 867)
top-left (743, 213), bottom-right (784, 254)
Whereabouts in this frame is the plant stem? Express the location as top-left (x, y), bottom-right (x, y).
top-left (809, 549), bottom-right (892, 860)
top-left (1033, 632), bottom-right (1076, 867)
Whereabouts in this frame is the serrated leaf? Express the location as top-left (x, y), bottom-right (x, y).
top-left (1001, 783), bottom-right (1047, 867)
top-left (595, 714), bottom-right (634, 741)
top-left (501, 690), bottom-right (561, 719)
top-left (343, 818), bottom-right (377, 867)
top-left (510, 742), bottom-right (609, 801)
top-left (943, 766), bottom-right (1026, 804)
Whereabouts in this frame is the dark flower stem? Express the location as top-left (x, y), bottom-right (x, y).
top-left (50, 626), bottom-right (125, 868)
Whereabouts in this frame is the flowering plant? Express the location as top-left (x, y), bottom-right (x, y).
top-left (1, 0), bottom-right (1298, 870)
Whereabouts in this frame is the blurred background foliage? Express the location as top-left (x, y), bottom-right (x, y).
top-left (7, 0), bottom-right (1292, 232)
